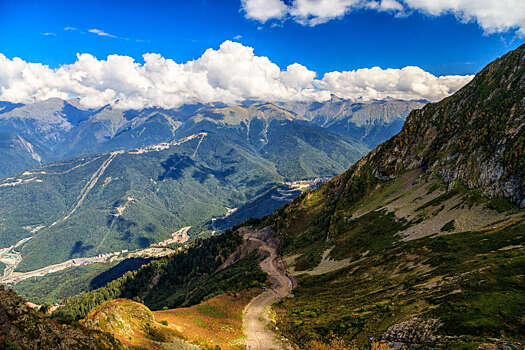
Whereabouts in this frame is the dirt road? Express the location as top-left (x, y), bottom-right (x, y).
top-left (243, 230), bottom-right (294, 350)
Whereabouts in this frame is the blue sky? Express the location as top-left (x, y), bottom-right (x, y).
top-left (0, 0), bottom-right (522, 76)
top-left (0, 0), bottom-right (523, 109)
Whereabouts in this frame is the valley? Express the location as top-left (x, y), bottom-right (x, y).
top-left (0, 244), bottom-right (173, 285)
top-left (0, 177), bottom-right (325, 291)
top-left (0, 103), bottom-right (371, 274)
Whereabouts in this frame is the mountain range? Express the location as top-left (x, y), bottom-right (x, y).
top-left (0, 97), bottom-right (423, 179)
top-left (279, 97), bottom-right (426, 148)
top-left (0, 95), bottom-right (425, 274)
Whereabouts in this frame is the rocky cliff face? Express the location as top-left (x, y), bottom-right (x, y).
top-left (331, 43), bottom-right (525, 207)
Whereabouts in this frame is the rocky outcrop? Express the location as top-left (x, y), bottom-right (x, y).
top-left (372, 318), bottom-right (442, 349)
top-left (372, 318), bottom-right (524, 350)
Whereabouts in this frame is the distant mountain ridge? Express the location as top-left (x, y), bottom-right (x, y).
top-left (278, 97), bottom-right (427, 147)
top-left (0, 97), bottom-right (424, 178)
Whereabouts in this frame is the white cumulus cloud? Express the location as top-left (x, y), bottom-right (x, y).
top-left (317, 66), bottom-right (472, 101)
top-left (240, 0), bottom-right (289, 23)
top-left (290, 0), bottom-right (361, 25)
top-left (241, 0), bottom-right (525, 35)
top-left (403, 0), bottom-right (525, 35)
top-left (0, 41), bottom-right (473, 109)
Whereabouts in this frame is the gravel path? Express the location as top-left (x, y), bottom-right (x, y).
top-left (243, 232), bottom-right (294, 350)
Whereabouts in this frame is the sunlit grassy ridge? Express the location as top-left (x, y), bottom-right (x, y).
top-left (154, 289), bottom-right (260, 350)
top-left (82, 298), bottom-right (196, 350)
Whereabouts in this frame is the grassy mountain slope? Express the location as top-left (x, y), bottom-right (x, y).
top-left (257, 43), bottom-right (525, 349)
top-left (274, 174), bottom-right (524, 348)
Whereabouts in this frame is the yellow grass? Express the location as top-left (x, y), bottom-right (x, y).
top-left (154, 289), bottom-right (261, 350)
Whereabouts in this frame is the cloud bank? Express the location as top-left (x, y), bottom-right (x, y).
top-left (241, 0), bottom-right (525, 35)
top-left (0, 41), bottom-right (473, 109)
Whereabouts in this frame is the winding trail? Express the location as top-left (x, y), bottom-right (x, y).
top-left (242, 229), bottom-right (295, 350)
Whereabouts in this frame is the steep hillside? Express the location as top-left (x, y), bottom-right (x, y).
top-left (279, 97), bottom-right (426, 148)
top-left (0, 286), bottom-right (124, 350)
top-left (256, 44), bottom-right (525, 348)
top-left (274, 43), bottom-right (524, 242)
top-left (0, 98), bottom-right (184, 177)
top-left (174, 103), bottom-right (368, 178)
top-left (0, 98), bottom-right (90, 177)
top-left (353, 46), bottom-right (524, 205)
top-left (0, 131), bottom-right (44, 176)
top-left (12, 258), bottom-right (154, 305)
